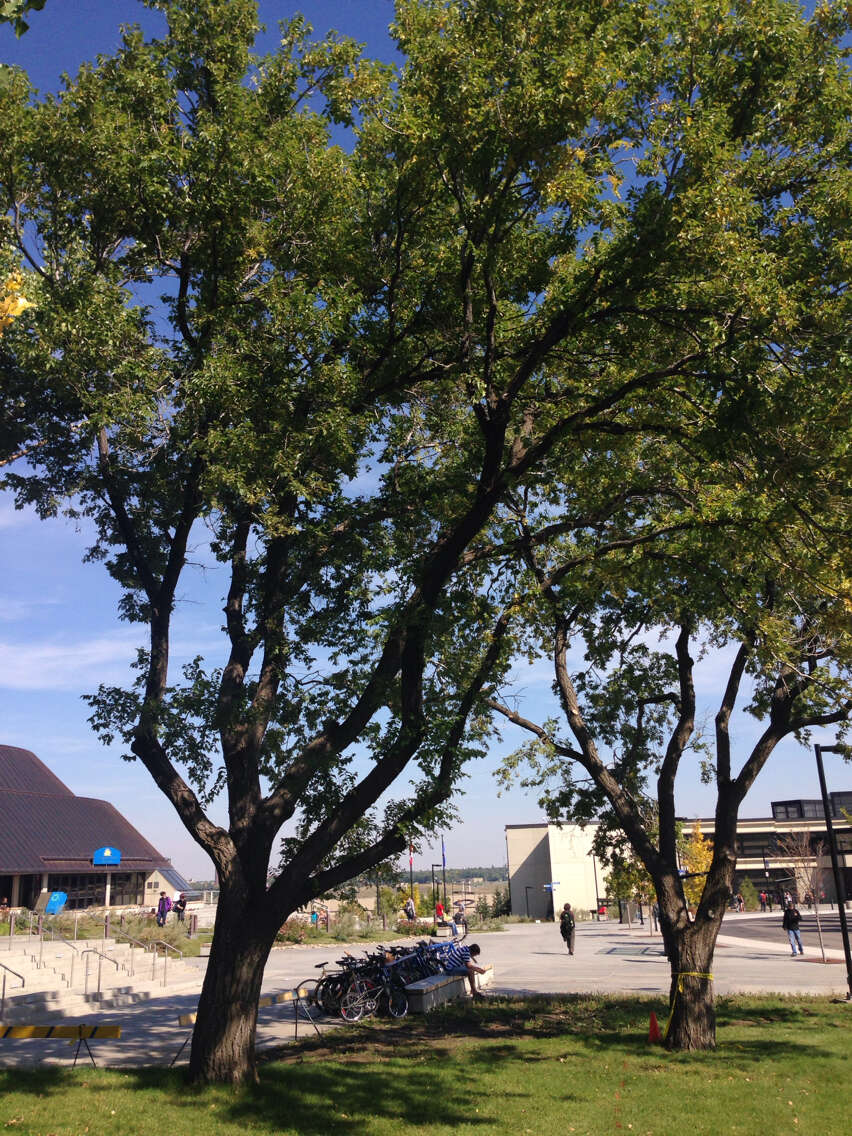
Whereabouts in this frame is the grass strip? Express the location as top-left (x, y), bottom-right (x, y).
top-left (0, 994), bottom-right (847, 1135)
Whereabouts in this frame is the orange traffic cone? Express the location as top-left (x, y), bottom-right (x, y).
top-left (648, 1011), bottom-right (662, 1044)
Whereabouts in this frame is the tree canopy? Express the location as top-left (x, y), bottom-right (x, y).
top-left (1, 0), bottom-right (850, 1074)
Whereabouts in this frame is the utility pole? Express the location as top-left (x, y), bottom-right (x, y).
top-left (814, 744), bottom-right (852, 1000)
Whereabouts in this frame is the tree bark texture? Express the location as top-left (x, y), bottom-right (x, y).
top-left (188, 884), bottom-right (280, 1084)
top-left (663, 918), bottom-right (720, 1051)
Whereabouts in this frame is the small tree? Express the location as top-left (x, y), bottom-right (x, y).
top-left (738, 878), bottom-right (759, 912)
top-left (681, 822), bottom-right (713, 910)
top-left (777, 829), bottom-right (828, 962)
top-left (490, 886), bottom-right (511, 918)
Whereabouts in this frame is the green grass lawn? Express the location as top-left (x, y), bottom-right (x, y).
top-left (0, 995), bottom-right (848, 1136)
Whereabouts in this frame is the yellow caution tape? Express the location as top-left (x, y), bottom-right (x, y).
top-left (0, 1024), bottom-right (121, 1039)
top-left (177, 988), bottom-right (309, 1029)
top-left (663, 971), bottom-right (714, 1041)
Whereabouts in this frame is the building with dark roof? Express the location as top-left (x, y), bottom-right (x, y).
top-left (0, 744), bottom-right (189, 910)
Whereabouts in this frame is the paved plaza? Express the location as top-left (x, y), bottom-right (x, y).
top-left (0, 913), bottom-right (848, 1069)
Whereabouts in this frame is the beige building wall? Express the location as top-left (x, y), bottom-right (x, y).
top-left (506, 822), bottom-right (602, 921)
top-left (505, 824), bottom-right (553, 920)
top-left (546, 823), bottom-right (600, 917)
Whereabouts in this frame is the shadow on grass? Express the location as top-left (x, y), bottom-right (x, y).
top-left (0, 994), bottom-right (843, 1135)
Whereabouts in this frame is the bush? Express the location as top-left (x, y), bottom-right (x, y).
top-left (276, 918), bottom-right (308, 944)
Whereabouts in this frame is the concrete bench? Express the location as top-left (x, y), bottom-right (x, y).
top-left (405, 965), bottom-right (494, 1012)
top-left (405, 973), bottom-right (467, 1012)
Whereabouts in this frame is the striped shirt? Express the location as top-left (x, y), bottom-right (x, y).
top-left (443, 943), bottom-right (472, 971)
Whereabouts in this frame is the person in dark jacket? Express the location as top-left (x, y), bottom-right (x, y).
top-left (783, 902), bottom-right (804, 956)
top-left (559, 902), bottom-right (576, 955)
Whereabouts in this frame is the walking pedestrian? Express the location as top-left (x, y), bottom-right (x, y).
top-left (559, 902), bottom-right (576, 955)
top-left (156, 890), bottom-right (172, 927)
top-left (782, 901), bottom-right (804, 956)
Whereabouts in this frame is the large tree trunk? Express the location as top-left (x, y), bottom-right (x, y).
top-left (188, 883), bottom-right (281, 1085)
top-left (663, 917), bottom-right (720, 1051)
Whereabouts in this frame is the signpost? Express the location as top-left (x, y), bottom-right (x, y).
top-left (92, 847), bottom-right (121, 908)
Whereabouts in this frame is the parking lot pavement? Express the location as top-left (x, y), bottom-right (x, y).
top-left (0, 919), bottom-right (847, 1069)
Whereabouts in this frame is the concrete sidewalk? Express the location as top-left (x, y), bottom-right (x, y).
top-left (0, 918), bottom-right (847, 1069)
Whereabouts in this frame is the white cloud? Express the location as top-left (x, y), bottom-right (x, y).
top-left (0, 631), bottom-right (144, 691)
top-left (0, 596), bottom-right (61, 623)
top-left (0, 621), bottom-right (230, 692)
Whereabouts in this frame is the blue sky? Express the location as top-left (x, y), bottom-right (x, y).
top-left (1, 1), bottom-right (844, 882)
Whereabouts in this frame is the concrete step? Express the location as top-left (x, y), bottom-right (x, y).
top-left (1, 953), bottom-right (201, 1010)
top-left (0, 974), bottom-right (204, 1022)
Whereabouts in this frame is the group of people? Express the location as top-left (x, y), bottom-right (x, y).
top-left (151, 891), bottom-right (187, 927)
top-left (402, 895), bottom-right (469, 936)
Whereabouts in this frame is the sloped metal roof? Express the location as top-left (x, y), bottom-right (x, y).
top-left (0, 745), bottom-right (74, 796)
top-left (0, 745), bottom-right (176, 876)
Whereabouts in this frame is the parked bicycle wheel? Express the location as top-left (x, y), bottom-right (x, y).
top-left (316, 973), bottom-right (346, 1015)
top-left (295, 979), bottom-right (319, 1019)
top-left (386, 985), bottom-right (408, 1019)
top-left (340, 982), bottom-right (366, 1022)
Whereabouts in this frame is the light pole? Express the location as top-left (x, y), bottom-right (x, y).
top-left (431, 864), bottom-right (442, 915)
top-left (814, 743), bottom-right (852, 1000)
top-left (588, 850), bottom-right (601, 920)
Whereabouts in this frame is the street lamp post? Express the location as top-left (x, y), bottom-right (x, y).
top-left (431, 864), bottom-right (442, 916)
top-left (588, 850), bottom-right (601, 920)
top-left (814, 743), bottom-right (852, 1000)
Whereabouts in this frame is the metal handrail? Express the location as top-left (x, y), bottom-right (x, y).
top-left (112, 931), bottom-right (151, 977)
top-left (0, 961), bottom-right (25, 1017)
top-left (149, 940), bottom-right (182, 987)
top-left (81, 948), bottom-right (119, 995)
top-left (113, 932), bottom-right (149, 950)
top-left (42, 932), bottom-right (79, 988)
top-left (150, 940), bottom-right (182, 958)
top-left (44, 925), bottom-right (80, 952)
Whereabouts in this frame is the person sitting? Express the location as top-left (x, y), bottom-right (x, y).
top-left (443, 940), bottom-right (487, 998)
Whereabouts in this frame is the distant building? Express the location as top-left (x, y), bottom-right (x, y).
top-left (505, 822), bottom-right (601, 920)
top-left (506, 795), bottom-right (852, 920)
top-left (0, 744), bottom-right (189, 910)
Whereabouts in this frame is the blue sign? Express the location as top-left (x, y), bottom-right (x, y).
top-left (93, 846), bottom-right (122, 866)
top-left (45, 891), bottom-right (67, 915)
top-left (543, 882), bottom-right (561, 891)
